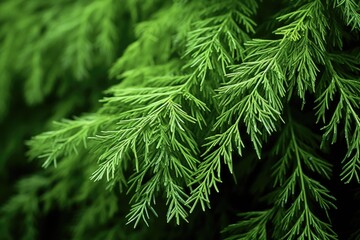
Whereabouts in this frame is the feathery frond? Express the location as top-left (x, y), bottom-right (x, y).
top-left (316, 57), bottom-right (360, 183)
top-left (271, 114), bottom-right (337, 240)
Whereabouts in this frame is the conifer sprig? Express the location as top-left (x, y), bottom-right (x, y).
top-left (227, 114), bottom-right (337, 239)
top-left (335, 0), bottom-right (360, 30)
top-left (28, 115), bottom-right (109, 168)
top-left (316, 58), bottom-right (360, 183)
top-left (222, 210), bottom-right (272, 240)
top-left (184, 0), bottom-right (257, 86)
top-left (92, 80), bottom-right (206, 225)
top-left (187, 1), bottom-right (257, 211)
top-left (189, 0), bottom-right (329, 212)
top-left (271, 114), bottom-right (337, 240)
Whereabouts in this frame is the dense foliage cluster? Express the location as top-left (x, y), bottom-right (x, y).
top-left (1, 0), bottom-right (360, 239)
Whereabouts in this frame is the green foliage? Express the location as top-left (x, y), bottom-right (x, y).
top-left (271, 114), bottom-right (337, 240)
top-left (316, 56), bottom-right (360, 183)
top-left (335, 0), bottom-right (360, 30)
top-left (0, 0), bottom-right (123, 118)
top-left (1, 0), bottom-right (360, 239)
top-left (222, 211), bottom-right (271, 240)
